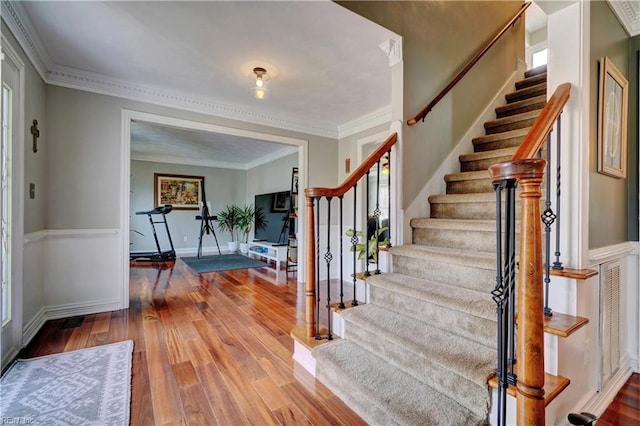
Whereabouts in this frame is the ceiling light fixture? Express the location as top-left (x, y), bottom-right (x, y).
top-left (252, 67), bottom-right (268, 99)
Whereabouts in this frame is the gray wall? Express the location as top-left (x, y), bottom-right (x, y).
top-left (588, 1), bottom-right (634, 248)
top-left (338, 1), bottom-right (524, 210)
top-left (44, 85), bottom-right (339, 230)
top-left (130, 160), bottom-right (246, 252)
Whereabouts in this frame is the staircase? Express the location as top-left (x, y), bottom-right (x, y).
top-left (312, 65), bottom-right (548, 425)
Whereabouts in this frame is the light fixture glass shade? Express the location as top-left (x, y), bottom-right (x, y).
top-left (251, 67), bottom-right (268, 99)
top-left (252, 86), bottom-right (268, 99)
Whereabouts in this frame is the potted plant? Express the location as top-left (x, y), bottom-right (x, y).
top-left (217, 204), bottom-right (242, 253)
top-left (237, 204), bottom-right (268, 254)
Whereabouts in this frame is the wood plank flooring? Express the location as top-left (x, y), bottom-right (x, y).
top-left (15, 258), bottom-right (640, 425)
top-left (18, 259), bottom-right (365, 425)
top-left (598, 373), bottom-right (640, 425)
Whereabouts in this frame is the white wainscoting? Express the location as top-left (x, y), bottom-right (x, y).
top-left (22, 229), bottom-right (124, 346)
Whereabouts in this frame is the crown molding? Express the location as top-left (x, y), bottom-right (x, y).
top-left (608, 0), bottom-right (640, 36)
top-left (338, 105), bottom-right (392, 139)
top-left (132, 145), bottom-right (297, 171)
top-left (1, 0), bottom-right (52, 79)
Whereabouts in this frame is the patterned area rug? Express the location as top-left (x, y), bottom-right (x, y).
top-left (0, 340), bottom-right (133, 425)
top-left (181, 253), bottom-right (266, 273)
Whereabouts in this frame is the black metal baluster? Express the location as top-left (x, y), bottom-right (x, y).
top-left (325, 197), bottom-right (333, 340)
top-left (552, 116), bottom-right (564, 270)
top-left (351, 184), bottom-right (359, 306)
top-left (542, 132), bottom-right (556, 317)
top-left (314, 197), bottom-right (322, 340)
top-left (505, 180), bottom-right (517, 383)
top-left (491, 181), bottom-right (507, 426)
top-left (387, 150), bottom-right (392, 248)
top-left (374, 160), bottom-right (381, 274)
top-left (339, 195), bottom-right (345, 309)
top-left (364, 170), bottom-right (371, 276)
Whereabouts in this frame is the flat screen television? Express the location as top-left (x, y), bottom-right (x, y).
top-left (254, 191), bottom-right (290, 243)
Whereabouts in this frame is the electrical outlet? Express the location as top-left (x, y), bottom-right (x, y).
top-left (183, 236), bottom-right (188, 242)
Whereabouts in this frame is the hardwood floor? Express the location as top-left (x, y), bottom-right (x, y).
top-left (19, 259), bottom-right (365, 425)
top-left (597, 373), bottom-right (640, 425)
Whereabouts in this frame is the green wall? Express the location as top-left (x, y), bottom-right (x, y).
top-left (338, 1), bottom-right (524, 209)
top-left (588, 0), bottom-right (635, 248)
top-left (628, 34), bottom-right (639, 241)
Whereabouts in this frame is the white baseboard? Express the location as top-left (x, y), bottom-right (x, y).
top-left (22, 307), bottom-right (46, 347)
top-left (580, 354), bottom-right (634, 417)
top-left (45, 298), bottom-right (122, 320)
top-left (175, 246), bottom-right (231, 257)
top-left (292, 340), bottom-right (316, 377)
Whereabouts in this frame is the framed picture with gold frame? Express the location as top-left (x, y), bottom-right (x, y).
top-left (154, 173), bottom-right (203, 210)
top-left (597, 57), bottom-right (628, 179)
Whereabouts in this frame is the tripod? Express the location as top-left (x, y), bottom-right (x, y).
top-left (196, 186), bottom-right (221, 258)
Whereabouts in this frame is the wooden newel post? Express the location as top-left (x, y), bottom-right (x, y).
top-left (489, 158), bottom-right (547, 425)
top-left (304, 194), bottom-right (317, 338)
top-left (515, 159), bottom-right (547, 426)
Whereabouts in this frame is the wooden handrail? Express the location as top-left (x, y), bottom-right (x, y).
top-left (512, 83), bottom-right (571, 160)
top-left (305, 132), bottom-right (398, 198)
top-left (407, 2), bottom-right (530, 126)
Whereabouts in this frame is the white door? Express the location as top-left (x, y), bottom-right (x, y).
top-left (1, 45), bottom-right (23, 370)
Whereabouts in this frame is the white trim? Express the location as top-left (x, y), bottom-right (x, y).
top-left (338, 105), bottom-right (392, 139)
top-left (23, 230), bottom-right (47, 245)
top-left (45, 298), bottom-right (122, 320)
top-left (588, 241), bottom-right (636, 265)
top-left (1, 346), bottom-right (19, 371)
top-left (22, 307), bottom-right (45, 347)
top-left (607, 0), bottom-right (640, 36)
top-left (579, 354), bottom-right (633, 417)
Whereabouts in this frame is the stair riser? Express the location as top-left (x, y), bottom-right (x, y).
top-left (430, 200), bottom-right (505, 220)
top-left (473, 135), bottom-right (526, 152)
top-left (344, 319), bottom-right (491, 416)
top-left (515, 73), bottom-right (546, 90)
top-left (506, 86), bottom-right (546, 103)
top-left (485, 116), bottom-right (538, 135)
top-left (460, 154), bottom-right (513, 173)
top-left (496, 100), bottom-right (546, 118)
top-left (413, 227), bottom-right (499, 251)
top-left (446, 178), bottom-right (494, 194)
top-left (392, 254), bottom-right (495, 293)
top-left (314, 359), bottom-right (395, 425)
top-left (369, 284), bottom-right (496, 347)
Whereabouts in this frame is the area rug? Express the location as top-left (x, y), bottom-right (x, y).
top-left (181, 253), bottom-right (266, 273)
top-left (0, 340), bottom-right (133, 426)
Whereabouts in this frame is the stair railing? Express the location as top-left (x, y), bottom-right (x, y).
top-left (303, 132), bottom-right (397, 339)
top-left (488, 82), bottom-right (571, 426)
top-left (407, 2), bottom-right (530, 126)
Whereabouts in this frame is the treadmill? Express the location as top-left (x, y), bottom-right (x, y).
top-left (130, 205), bottom-right (176, 262)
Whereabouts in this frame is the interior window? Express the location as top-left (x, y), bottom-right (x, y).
top-left (532, 48), bottom-right (548, 68)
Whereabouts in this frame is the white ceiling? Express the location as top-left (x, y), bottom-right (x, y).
top-left (4, 1), bottom-right (399, 168)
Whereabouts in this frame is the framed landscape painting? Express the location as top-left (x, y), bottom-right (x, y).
top-left (154, 173), bottom-right (203, 210)
top-left (598, 57), bottom-right (628, 179)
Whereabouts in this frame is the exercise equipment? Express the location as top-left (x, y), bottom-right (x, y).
top-left (195, 183), bottom-right (221, 258)
top-left (130, 205), bottom-right (176, 262)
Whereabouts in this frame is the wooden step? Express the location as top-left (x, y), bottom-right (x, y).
top-left (544, 312), bottom-right (589, 338)
top-left (291, 324), bottom-right (336, 349)
top-left (549, 267), bottom-right (598, 280)
top-left (505, 82), bottom-right (546, 104)
top-left (488, 372), bottom-right (570, 407)
top-left (459, 147), bottom-right (517, 172)
top-left (496, 95), bottom-right (547, 118)
top-left (472, 128), bottom-right (529, 152)
top-left (515, 72), bottom-right (547, 90)
top-left (484, 110), bottom-right (541, 135)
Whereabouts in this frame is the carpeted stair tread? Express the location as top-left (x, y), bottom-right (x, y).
top-left (496, 94), bottom-right (547, 118)
top-left (504, 82), bottom-right (546, 103)
top-left (367, 272), bottom-right (495, 321)
top-left (484, 109), bottom-right (541, 135)
top-left (410, 218), bottom-right (521, 251)
top-left (429, 191), bottom-right (495, 204)
top-left (459, 146), bottom-right (517, 163)
top-left (444, 170), bottom-right (489, 183)
top-left (343, 304), bottom-right (496, 389)
top-left (515, 72), bottom-right (547, 90)
top-left (313, 339), bottom-right (487, 426)
top-left (472, 128), bottom-right (529, 152)
top-left (525, 64), bottom-right (547, 77)
top-left (411, 217), bottom-right (497, 231)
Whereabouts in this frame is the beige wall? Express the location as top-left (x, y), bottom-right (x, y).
top-left (588, 0), bottom-right (632, 248)
top-left (338, 1), bottom-right (524, 211)
top-left (44, 85), bottom-right (338, 230)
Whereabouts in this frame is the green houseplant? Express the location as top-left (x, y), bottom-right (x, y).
top-left (217, 204), bottom-right (242, 252)
top-left (345, 226), bottom-right (389, 265)
top-left (237, 204), bottom-right (268, 253)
